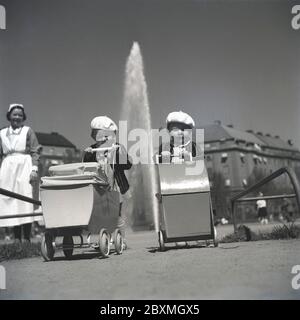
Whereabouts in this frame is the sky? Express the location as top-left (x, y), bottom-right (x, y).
top-left (0, 0), bottom-right (299, 150)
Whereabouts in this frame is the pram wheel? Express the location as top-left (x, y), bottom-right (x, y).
top-left (213, 227), bottom-right (219, 247)
top-left (113, 228), bottom-right (123, 255)
top-left (79, 235), bottom-right (84, 247)
top-left (62, 235), bottom-right (74, 259)
top-left (158, 231), bottom-right (165, 251)
top-left (99, 228), bottom-right (110, 257)
top-left (41, 232), bottom-right (55, 261)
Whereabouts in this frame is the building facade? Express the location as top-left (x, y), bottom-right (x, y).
top-left (36, 132), bottom-right (82, 176)
top-left (203, 121), bottom-right (300, 221)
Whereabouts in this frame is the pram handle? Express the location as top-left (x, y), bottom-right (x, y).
top-left (89, 144), bottom-right (120, 153)
top-left (82, 144), bottom-right (120, 162)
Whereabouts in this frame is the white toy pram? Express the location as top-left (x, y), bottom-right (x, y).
top-left (40, 158), bottom-right (124, 261)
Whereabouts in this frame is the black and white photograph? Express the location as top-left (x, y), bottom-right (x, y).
top-left (0, 0), bottom-right (300, 303)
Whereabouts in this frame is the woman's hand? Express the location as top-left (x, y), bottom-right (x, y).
top-left (29, 171), bottom-right (39, 184)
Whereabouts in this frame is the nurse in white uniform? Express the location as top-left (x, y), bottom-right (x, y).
top-left (0, 104), bottom-right (41, 242)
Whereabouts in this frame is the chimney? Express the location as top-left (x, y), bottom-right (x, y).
top-left (288, 139), bottom-right (293, 146)
top-left (256, 132), bottom-right (263, 136)
top-left (214, 120), bottom-right (222, 125)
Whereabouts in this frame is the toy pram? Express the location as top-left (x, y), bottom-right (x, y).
top-left (40, 160), bottom-right (124, 261)
top-left (155, 159), bottom-right (218, 251)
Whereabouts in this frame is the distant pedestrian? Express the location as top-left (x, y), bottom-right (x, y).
top-left (0, 104), bottom-right (42, 243)
top-left (256, 192), bottom-right (268, 224)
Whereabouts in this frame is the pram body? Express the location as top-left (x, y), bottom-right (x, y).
top-left (155, 161), bottom-right (218, 250)
top-left (40, 162), bottom-right (123, 261)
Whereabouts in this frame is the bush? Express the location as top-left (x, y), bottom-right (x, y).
top-left (220, 223), bottom-right (300, 243)
top-left (221, 225), bottom-right (254, 242)
top-left (268, 223), bottom-right (300, 240)
top-left (0, 241), bottom-right (41, 262)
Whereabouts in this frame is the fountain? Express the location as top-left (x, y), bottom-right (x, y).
top-left (121, 42), bottom-right (159, 231)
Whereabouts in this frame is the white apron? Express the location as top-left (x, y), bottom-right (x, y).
top-left (0, 126), bottom-right (39, 227)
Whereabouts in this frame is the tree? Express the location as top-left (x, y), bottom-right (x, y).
top-left (209, 171), bottom-right (231, 218)
top-left (247, 167), bottom-right (278, 196)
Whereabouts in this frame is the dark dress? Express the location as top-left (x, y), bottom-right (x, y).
top-left (83, 143), bottom-right (132, 195)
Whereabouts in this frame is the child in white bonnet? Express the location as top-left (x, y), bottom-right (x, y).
top-left (83, 116), bottom-right (132, 249)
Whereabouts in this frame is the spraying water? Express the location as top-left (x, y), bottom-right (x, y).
top-left (121, 42), bottom-right (159, 231)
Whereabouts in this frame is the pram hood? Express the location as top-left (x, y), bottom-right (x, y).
top-left (41, 162), bottom-right (109, 188)
top-left (48, 162), bottom-right (101, 176)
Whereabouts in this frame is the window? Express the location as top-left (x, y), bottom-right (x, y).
top-left (240, 153), bottom-right (246, 164)
top-left (236, 140), bottom-right (245, 146)
top-left (223, 165), bottom-right (230, 175)
top-left (258, 156), bottom-right (263, 164)
top-left (225, 179), bottom-right (231, 186)
top-left (254, 144), bottom-right (262, 151)
top-left (206, 155), bottom-right (212, 161)
top-left (253, 154), bottom-right (258, 165)
top-left (221, 153), bottom-right (228, 163)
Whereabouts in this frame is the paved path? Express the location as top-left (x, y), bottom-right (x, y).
top-left (0, 227), bottom-right (299, 300)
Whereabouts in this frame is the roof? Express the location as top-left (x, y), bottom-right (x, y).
top-left (200, 122), bottom-right (300, 153)
top-left (200, 123), bottom-right (264, 146)
top-left (36, 132), bottom-right (76, 148)
top-left (253, 134), bottom-right (298, 152)
top-left (200, 124), bottom-right (232, 142)
top-left (222, 125), bottom-right (264, 145)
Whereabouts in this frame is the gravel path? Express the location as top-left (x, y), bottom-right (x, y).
top-left (0, 228), bottom-right (299, 300)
